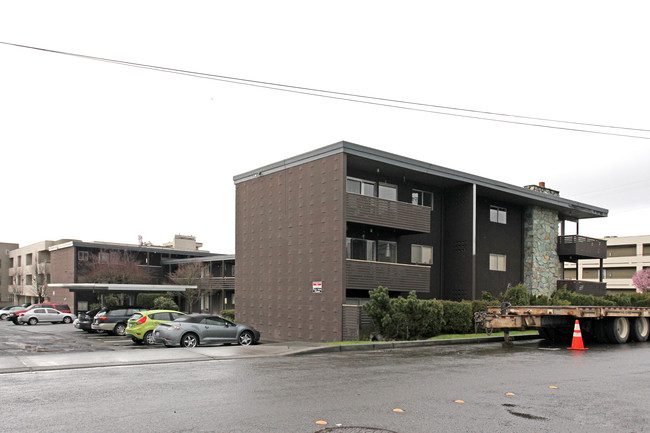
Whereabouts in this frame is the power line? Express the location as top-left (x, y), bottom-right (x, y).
top-left (2, 41), bottom-right (649, 140)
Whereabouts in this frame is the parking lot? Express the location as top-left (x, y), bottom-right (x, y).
top-left (0, 318), bottom-right (159, 356)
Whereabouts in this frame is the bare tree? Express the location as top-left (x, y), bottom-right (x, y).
top-left (32, 260), bottom-right (50, 303)
top-left (79, 250), bottom-right (152, 284)
top-left (168, 262), bottom-right (209, 313)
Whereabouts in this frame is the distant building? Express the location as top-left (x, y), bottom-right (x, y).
top-left (6, 235), bottom-right (215, 312)
top-left (233, 141), bottom-right (608, 342)
top-left (563, 235), bottom-right (650, 293)
top-left (0, 242), bottom-right (19, 306)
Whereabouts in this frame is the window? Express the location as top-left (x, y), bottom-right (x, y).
top-left (346, 238), bottom-right (376, 261)
top-left (99, 252), bottom-right (110, 263)
top-left (78, 251), bottom-right (89, 261)
top-left (377, 241), bottom-right (397, 263)
top-left (411, 190), bottom-right (433, 208)
top-left (411, 245), bottom-right (433, 265)
top-left (378, 183), bottom-right (397, 201)
top-left (25, 253), bottom-right (32, 265)
top-left (17, 256), bottom-right (22, 267)
top-left (346, 177), bottom-right (375, 197)
top-left (204, 317), bottom-right (227, 326)
top-left (490, 206), bottom-right (507, 224)
top-left (489, 254), bottom-right (506, 272)
top-left (26, 275), bottom-right (33, 285)
top-left (150, 312), bottom-right (173, 321)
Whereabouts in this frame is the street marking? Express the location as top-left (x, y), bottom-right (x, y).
top-left (316, 420), bottom-right (327, 425)
top-left (393, 408), bottom-right (404, 412)
top-left (455, 400), bottom-right (465, 404)
top-left (549, 386), bottom-right (558, 389)
top-left (506, 392), bottom-right (516, 396)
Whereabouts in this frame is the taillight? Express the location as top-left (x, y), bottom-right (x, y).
top-left (98, 316), bottom-right (107, 321)
top-left (19, 313), bottom-right (24, 317)
top-left (170, 324), bottom-right (181, 331)
top-left (136, 316), bottom-right (147, 325)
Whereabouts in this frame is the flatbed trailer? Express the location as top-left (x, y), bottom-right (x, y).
top-left (475, 304), bottom-right (650, 344)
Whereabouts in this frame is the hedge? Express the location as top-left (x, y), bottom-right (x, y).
top-left (363, 286), bottom-right (650, 340)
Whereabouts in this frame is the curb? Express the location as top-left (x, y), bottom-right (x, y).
top-left (297, 334), bottom-right (541, 355)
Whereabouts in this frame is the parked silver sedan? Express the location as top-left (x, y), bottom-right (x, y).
top-left (17, 308), bottom-right (77, 325)
top-left (153, 314), bottom-right (260, 348)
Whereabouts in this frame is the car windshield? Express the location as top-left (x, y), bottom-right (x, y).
top-left (129, 313), bottom-right (143, 321)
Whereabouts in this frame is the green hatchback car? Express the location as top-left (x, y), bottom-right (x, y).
top-left (126, 310), bottom-right (186, 345)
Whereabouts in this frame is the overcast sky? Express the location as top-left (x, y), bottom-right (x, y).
top-left (2, 1), bottom-right (649, 254)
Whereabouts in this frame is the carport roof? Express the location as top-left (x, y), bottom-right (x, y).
top-left (48, 283), bottom-right (195, 293)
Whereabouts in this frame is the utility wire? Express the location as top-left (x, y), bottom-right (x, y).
top-left (2, 41), bottom-right (649, 140)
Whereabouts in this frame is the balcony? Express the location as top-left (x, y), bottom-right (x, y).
top-left (198, 277), bottom-right (235, 291)
top-left (346, 193), bottom-right (430, 233)
top-left (557, 235), bottom-right (607, 261)
top-left (557, 279), bottom-right (607, 297)
top-left (346, 259), bottom-right (430, 293)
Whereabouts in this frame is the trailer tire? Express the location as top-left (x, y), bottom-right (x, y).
top-left (605, 317), bottom-right (630, 344)
top-left (630, 317), bottom-right (649, 342)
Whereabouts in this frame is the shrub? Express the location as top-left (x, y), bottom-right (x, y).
top-left (504, 283), bottom-right (530, 306)
top-left (136, 293), bottom-right (161, 310)
top-left (441, 300), bottom-right (473, 334)
top-left (153, 296), bottom-right (179, 311)
top-left (363, 287), bottom-right (443, 340)
top-left (220, 309), bottom-right (235, 321)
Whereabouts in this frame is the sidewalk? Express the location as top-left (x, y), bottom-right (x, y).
top-left (0, 335), bottom-right (539, 374)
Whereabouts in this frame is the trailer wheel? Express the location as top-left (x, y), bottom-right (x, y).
top-left (630, 317), bottom-right (649, 342)
top-left (605, 317), bottom-right (630, 344)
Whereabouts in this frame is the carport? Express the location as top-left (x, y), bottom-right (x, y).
top-left (48, 283), bottom-right (196, 313)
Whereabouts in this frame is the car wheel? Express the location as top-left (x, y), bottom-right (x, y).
top-left (28, 317), bottom-right (38, 326)
top-left (143, 331), bottom-right (156, 346)
top-left (0, 314), bottom-right (7, 320)
top-left (238, 331), bottom-right (254, 346)
top-left (181, 333), bottom-right (198, 348)
top-left (113, 323), bottom-right (127, 336)
top-left (131, 336), bottom-right (144, 345)
top-left (62, 316), bottom-right (72, 324)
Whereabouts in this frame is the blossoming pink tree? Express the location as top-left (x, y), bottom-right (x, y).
top-left (632, 268), bottom-right (650, 293)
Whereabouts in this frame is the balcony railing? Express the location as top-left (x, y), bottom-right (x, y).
top-left (346, 259), bottom-right (430, 293)
top-left (557, 279), bottom-right (607, 297)
top-left (198, 277), bottom-right (235, 291)
top-left (557, 235), bottom-right (607, 261)
top-left (346, 193), bottom-right (431, 233)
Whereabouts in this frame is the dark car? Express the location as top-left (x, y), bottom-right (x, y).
top-left (91, 306), bottom-right (146, 336)
top-left (8, 303), bottom-right (72, 324)
top-left (75, 308), bottom-right (101, 332)
top-left (153, 314), bottom-right (261, 348)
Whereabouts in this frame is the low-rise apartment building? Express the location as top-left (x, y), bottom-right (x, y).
top-left (233, 141), bottom-right (609, 342)
top-left (1, 242), bottom-right (19, 306)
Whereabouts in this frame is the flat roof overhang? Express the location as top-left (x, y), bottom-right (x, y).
top-left (48, 283), bottom-right (195, 294)
top-left (233, 141), bottom-right (608, 221)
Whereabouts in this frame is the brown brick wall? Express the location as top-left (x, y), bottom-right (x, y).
top-left (236, 154), bottom-right (345, 342)
top-left (49, 248), bottom-right (76, 304)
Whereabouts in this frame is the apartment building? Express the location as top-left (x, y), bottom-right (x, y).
top-left (4, 235), bottom-right (213, 311)
top-left (1, 242), bottom-right (19, 306)
top-left (7, 240), bottom-right (75, 305)
top-left (233, 141), bottom-right (608, 342)
top-left (563, 234), bottom-right (650, 293)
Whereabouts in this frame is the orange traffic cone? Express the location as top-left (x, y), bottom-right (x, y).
top-left (568, 320), bottom-right (588, 350)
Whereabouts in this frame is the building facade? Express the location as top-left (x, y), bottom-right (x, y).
top-left (1, 242), bottom-right (19, 306)
top-left (233, 142), bottom-right (608, 342)
top-left (563, 235), bottom-right (650, 293)
top-left (7, 240), bottom-right (75, 305)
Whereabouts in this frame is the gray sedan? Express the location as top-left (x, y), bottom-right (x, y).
top-left (153, 314), bottom-right (260, 348)
top-left (17, 308), bottom-right (77, 325)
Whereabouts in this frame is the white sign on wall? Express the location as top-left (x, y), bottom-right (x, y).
top-left (312, 281), bottom-right (322, 294)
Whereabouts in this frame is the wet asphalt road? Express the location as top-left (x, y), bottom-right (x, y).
top-left (2, 318), bottom-right (650, 433)
top-left (0, 317), bottom-right (155, 355)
